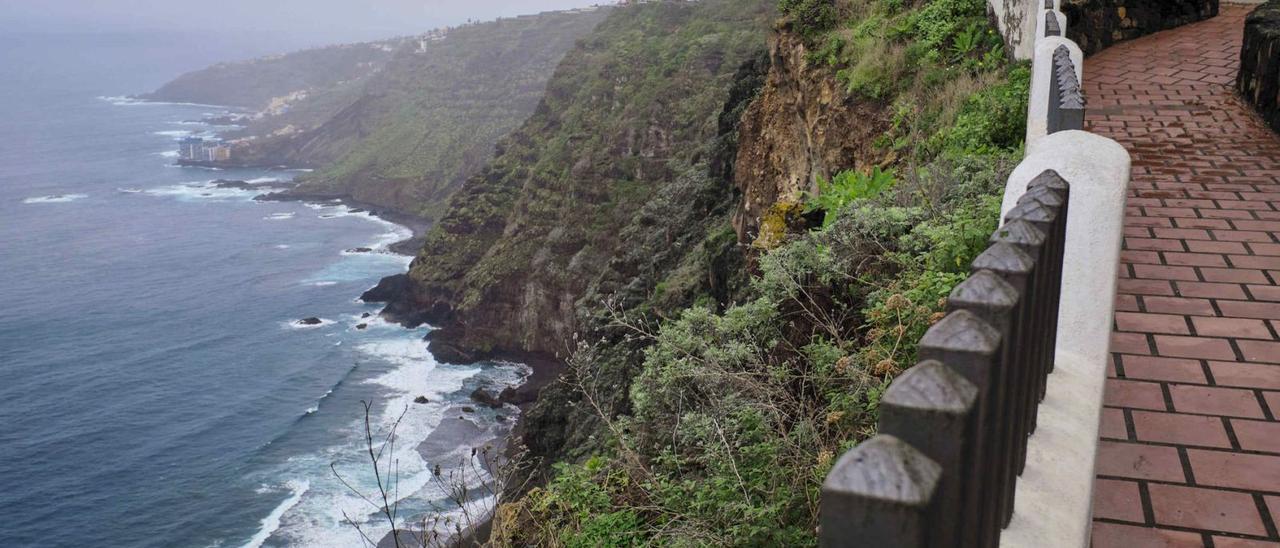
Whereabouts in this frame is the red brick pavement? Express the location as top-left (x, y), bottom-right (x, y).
top-left (1086, 6), bottom-right (1280, 547)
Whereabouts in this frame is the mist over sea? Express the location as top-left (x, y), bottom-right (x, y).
top-left (0, 31), bottom-right (520, 547)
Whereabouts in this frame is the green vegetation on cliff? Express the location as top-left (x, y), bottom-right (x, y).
top-left (461, 0), bottom-right (1029, 545)
top-left (401, 0), bottom-right (778, 357)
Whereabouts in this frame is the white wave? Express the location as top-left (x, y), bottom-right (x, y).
top-left (309, 281), bottom-right (338, 287)
top-left (117, 188), bottom-right (144, 194)
top-left (242, 480), bottom-right (310, 548)
top-left (274, 244), bottom-right (291, 250)
top-left (155, 150), bottom-right (180, 158)
top-left (347, 313), bottom-right (400, 331)
top-left (246, 177), bottom-right (281, 184)
top-left (145, 181), bottom-right (254, 202)
top-left (246, 333), bottom-right (525, 548)
top-left (99, 95), bottom-right (232, 109)
top-left (23, 194), bottom-right (88, 204)
top-left (265, 212), bottom-right (295, 221)
top-left (153, 130), bottom-right (193, 138)
top-left (316, 204), bottom-right (413, 253)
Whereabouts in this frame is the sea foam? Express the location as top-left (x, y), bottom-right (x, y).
top-left (23, 194), bottom-right (88, 204)
top-left (241, 480), bottom-right (310, 548)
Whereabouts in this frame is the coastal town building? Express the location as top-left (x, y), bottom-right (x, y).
top-left (178, 137), bottom-right (232, 163)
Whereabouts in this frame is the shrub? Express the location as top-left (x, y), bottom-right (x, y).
top-left (803, 166), bottom-right (898, 228)
top-left (780, 0), bottom-right (840, 40)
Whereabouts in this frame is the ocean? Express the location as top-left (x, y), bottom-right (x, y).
top-left (0, 30), bottom-right (522, 547)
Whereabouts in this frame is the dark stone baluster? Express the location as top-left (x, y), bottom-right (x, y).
top-left (918, 310), bottom-right (1003, 548)
top-left (948, 271), bottom-right (1021, 528)
top-left (1053, 46), bottom-right (1086, 131)
top-left (880, 360), bottom-right (980, 548)
top-left (990, 219), bottom-right (1048, 488)
top-left (820, 435), bottom-right (942, 548)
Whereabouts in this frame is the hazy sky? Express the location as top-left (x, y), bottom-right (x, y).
top-left (0, 0), bottom-right (606, 42)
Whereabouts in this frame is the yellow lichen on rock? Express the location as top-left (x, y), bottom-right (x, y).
top-left (751, 199), bottom-right (802, 250)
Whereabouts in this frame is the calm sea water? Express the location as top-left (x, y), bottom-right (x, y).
top-left (0, 31), bottom-right (521, 547)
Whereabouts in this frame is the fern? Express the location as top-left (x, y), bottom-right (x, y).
top-left (804, 167), bottom-right (898, 228)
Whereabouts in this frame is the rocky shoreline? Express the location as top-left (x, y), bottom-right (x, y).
top-left (268, 187), bottom-right (563, 546)
top-left (359, 273), bottom-right (566, 547)
top-left (255, 189), bottom-right (431, 256)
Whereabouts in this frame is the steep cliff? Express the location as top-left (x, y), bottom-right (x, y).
top-left (731, 31), bottom-right (890, 245)
top-left (377, 0), bottom-right (780, 360)
top-left (466, 0), bottom-right (1029, 543)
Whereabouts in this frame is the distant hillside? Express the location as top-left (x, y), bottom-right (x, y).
top-left (142, 40), bottom-right (403, 109)
top-left (274, 7), bottom-right (615, 220)
top-left (147, 8), bottom-right (613, 221)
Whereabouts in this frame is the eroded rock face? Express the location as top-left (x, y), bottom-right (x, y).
top-left (1061, 0), bottom-right (1219, 55)
top-left (731, 32), bottom-right (889, 246)
top-left (1239, 1), bottom-right (1280, 134)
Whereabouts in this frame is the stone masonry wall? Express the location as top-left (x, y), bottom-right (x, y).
top-left (1060, 0), bottom-right (1219, 55)
top-left (1238, 1), bottom-right (1280, 134)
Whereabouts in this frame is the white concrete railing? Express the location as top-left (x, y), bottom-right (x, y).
top-left (1000, 3), bottom-right (1131, 547)
top-left (817, 4), bottom-right (1131, 547)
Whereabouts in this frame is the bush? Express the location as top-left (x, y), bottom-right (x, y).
top-left (780, 0), bottom-right (840, 40)
top-left (506, 152), bottom-right (1016, 546)
top-left (495, 1), bottom-right (1031, 544)
top-left (803, 166), bottom-right (897, 228)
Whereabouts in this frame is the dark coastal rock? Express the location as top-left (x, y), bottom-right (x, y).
top-left (462, 406), bottom-right (475, 413)
top-left (414, 396), bottom-right (429, 404)
top-left (361, 312), bottom-right (372, 319)
top-left (356, 323), bottom-right (368, 330)
top-left (297, 317), bottom-right (323, 326)
top-left (498, 385), bottom-right (538, 406)
top-left (1239, 1), bottom-right (1280, 135)
top-left (469, 388), bottom-right (503, 409)
top-left (345, 247), bottom-right (374, 254)
top-left (1061, 0), bottom-right (1219, 55)
top-left (360, 273), bottom-right (439, 328)
top-left (212, 179), bottom-right (252, 190)
top-left (361, 274), bottom-right (414, 304)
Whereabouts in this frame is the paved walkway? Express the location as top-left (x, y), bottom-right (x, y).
top-left (1086, 6), bottom-right (1280, 547)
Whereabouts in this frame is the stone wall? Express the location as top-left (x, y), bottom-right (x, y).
top-left (1239, 1), bottom-right (1280, 134)
top-left (1061, 0), bottom-right (1219, 55)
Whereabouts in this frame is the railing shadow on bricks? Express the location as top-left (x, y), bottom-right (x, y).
top-left (817, 0), bottom-right (1133, 546)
